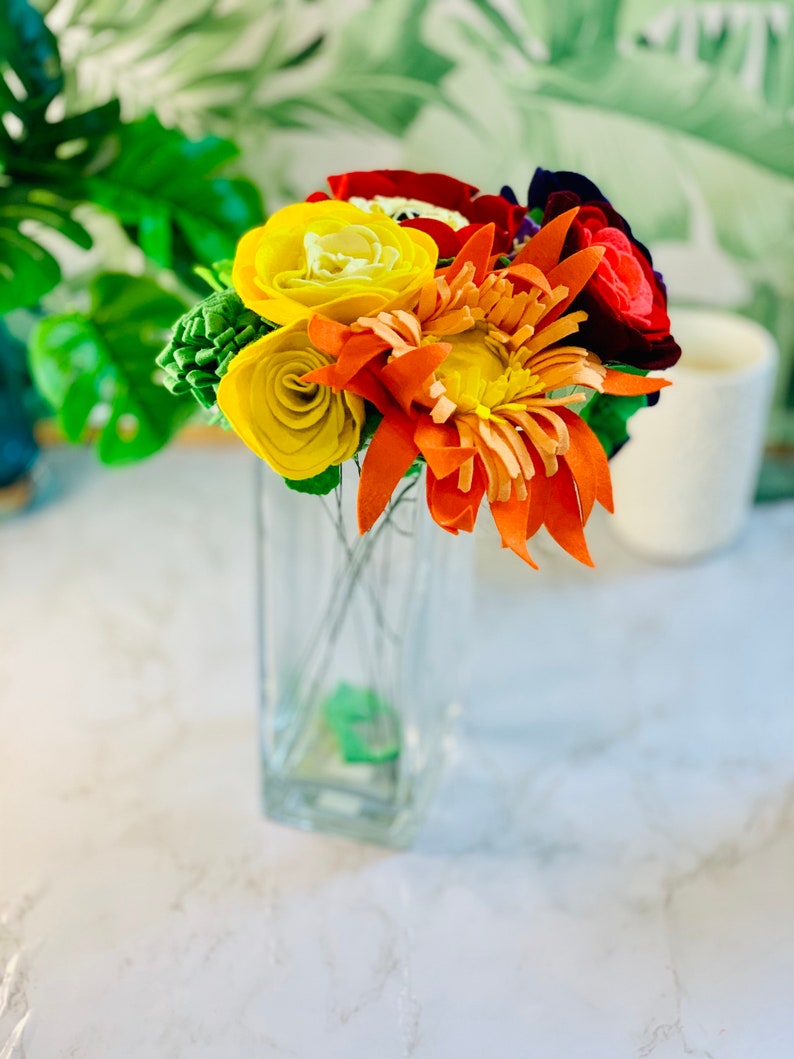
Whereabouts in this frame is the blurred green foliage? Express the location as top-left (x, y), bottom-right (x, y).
top-left (0, 0), bottom-right (264, 464)
top-left (1, 0), bottom-right (454, 468)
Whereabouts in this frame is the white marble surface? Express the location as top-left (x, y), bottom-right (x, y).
top-left (1, 446), bottom-right (793, 1059)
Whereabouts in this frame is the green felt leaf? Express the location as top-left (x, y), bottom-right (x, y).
top-left (284, 464), bottom-right (341, 496)
top-left (28, 272), bottom-right (195, 463)
top-left (581, 390), bottom-right (650, 460)
top-left (58, 370), bottom-right (99, 442)
top-left (193, 259), bottom-right (234, 292)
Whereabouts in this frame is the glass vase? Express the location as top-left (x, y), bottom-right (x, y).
top-left (256, 461), bottom-right (471, 847)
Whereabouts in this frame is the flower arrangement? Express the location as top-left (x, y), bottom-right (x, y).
top-left (159, 168), bottom-right (679, 568)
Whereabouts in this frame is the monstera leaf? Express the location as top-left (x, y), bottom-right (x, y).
top-left (28, 273), bottom-right (195, 464)
top-left (1, 0), bottom-right (264, 310)
top-left (85, 114), bottom-right (263, 278)
top-left (0, 0), bottom-right (62, 114)
top-left (0, 1), bottom-right (119, 308)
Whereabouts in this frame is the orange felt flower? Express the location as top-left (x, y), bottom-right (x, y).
top-left (306, 213), bottom-right (669, 567)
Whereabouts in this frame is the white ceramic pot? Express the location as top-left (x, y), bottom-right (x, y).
top-left (609, 307), bottom-right (778, 562)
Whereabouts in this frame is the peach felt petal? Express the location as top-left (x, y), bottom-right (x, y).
top-left (414, 416), bottom-right (476, 479)
top-left (489, 490), bottom-right (538, 568)
top-left (601, 369), bottom-right (671, 395)
top-left (357, 413), bottom-right (420, 533)
top-left (503, 263), bottom-right (553, 296)
top-left (512, 208), bottom-right (579, 272)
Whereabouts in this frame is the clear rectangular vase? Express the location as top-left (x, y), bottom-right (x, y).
top-left (256, 462), bottom-right (471, 847)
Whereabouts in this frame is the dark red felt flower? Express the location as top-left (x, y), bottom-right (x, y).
top-left (527, 169), bottom-right (680, 371)
top-left (308, 170), bottom-right (527, 257)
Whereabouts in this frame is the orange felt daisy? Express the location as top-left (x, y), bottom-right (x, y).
top-left (305, 211), bottom-right (669, 567)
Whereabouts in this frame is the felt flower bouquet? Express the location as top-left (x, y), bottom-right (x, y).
top-left (159, 168), bottom-right (678, 569)
top-left (158, 168), bottom-right (679, 844)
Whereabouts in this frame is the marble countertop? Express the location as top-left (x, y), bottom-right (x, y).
top-left (1, 447), bottom-right (792, 1059)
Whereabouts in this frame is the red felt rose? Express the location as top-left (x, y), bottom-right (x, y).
top-left (530, 174), bottom-right (680, 371)
top-left (308, 169), bottom-right (527, 257)
top-left (578, 204), bottom-right (674, 337)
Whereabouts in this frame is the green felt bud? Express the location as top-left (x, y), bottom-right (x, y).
top-left (157, 288), bottom-right (275, 410)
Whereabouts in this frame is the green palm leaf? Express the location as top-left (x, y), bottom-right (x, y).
top-left (528, 50), bottom-right (791, 180)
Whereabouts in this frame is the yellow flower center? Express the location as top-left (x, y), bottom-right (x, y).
top-left (300, 226), bottom-right (400, 286)
top-left (431, 322), bottom-right (542, 419)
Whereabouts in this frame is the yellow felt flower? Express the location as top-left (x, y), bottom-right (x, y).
top-left (232, 200), bottom-right (438, 326)
top-left (217, 322), bottom-right (365, 479)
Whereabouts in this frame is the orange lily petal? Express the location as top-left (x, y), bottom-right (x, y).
top-left (414, 415), bottom-right (476, 480)
top-left (357, 412), bottom-right (419, 533)
top-left (512, 208), bottom-right (579, 272)
top-left (543, 459), bottom-right (594, 567)
top-left (601, 369), bottom-right (671, 396)
top-left (545, 245), bottom-right (605, 319)
top-left (556, 407), bottom-right (614, 518)
top-left (332, 332), bottom-right (390, 389)
top-left (503, 263), bottom-right (553, 297)
top-left (442, 223), bottom-right (495, 287)
top-left (426, 465), bottom-right (486, 534)
top-left (490, 490), bottom-right (539, 569)
top-left (380, 343), bottom-right (449, 415)
top-left (340, 370), bottom-right (392, 413)
top-left (300, 363), bottom-right (339, 388)
top-left (524, 449), bottom-right (552, 542)
top-left (307, 316), bottom-right (353, 357)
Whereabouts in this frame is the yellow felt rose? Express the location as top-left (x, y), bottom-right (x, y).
top-left (232, 200), bottom-right (438, 326)
top-left (217, 322), bottom-right (365, 479)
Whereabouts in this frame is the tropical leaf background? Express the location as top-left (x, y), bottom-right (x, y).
top-left (2, 0), bottom-right (793, 486)
top-left (405, 0), bottom-right (794, 453)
